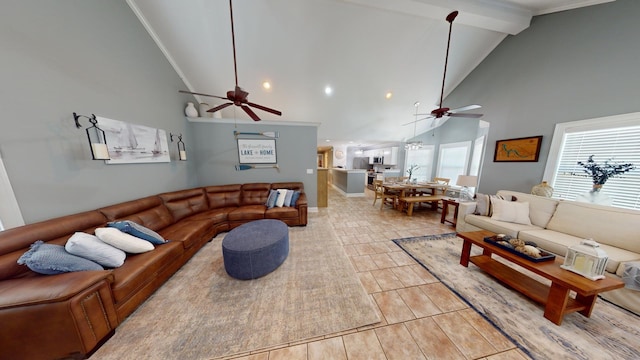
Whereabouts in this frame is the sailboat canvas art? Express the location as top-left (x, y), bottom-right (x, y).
top-left (96, 117), bottom-right (170, 164)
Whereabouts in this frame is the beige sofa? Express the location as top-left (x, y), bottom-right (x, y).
top-left (456, 190), bottom-right (640, 316)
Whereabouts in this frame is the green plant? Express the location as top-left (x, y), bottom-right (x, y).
top-left (576, 155), bottom-right (634, 185)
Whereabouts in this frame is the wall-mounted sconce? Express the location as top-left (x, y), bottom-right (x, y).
top-left (170, 133), bottom-right (187, 161)
top-left (73, 112), bottom-right (110, 160)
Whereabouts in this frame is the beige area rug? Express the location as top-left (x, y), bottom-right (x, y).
top-left (393, 233), bottom-right (640, 360)
top-left (93, 223), bottom-right (380, 359)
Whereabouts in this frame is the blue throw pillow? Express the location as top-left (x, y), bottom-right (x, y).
top-left (17, 241), bottom-right (103, 275)
top-left (283, 190), bottom-right (294, 207)
top-left (290, 191), bottom-right (300, 207)
top-left (107, 220), bottom-right (167, 245)
top-left (266, 189), bottom-right (278, 209)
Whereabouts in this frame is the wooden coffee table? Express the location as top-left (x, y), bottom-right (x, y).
top-left (458, 230), bottom-right (625, 325)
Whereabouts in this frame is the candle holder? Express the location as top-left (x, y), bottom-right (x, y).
top-left (170, 133), bottom-right (187, 161)
top-left (73, 112), bottom-right (110, 160)
top-left (561, 239), bottom-right (608, 280)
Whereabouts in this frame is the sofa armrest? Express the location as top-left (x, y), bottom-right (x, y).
top-left (296, 192), bottom-right (308, 207)
top-left (455, 201), bottom-right (478, 232)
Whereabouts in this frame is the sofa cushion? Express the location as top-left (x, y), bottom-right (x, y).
top-left (241, 183), bottom-right (271, 206)
top-left (496, 190), bottom-right (559, 228)
top-left (265, 206), bottom-right (299, 220)
top-left (159, 188), bottom-right (208, 222)
top-left (266, 189), bottom-right (278, 209)
top-left (95, 228), bottom-right (154, 254)
top-left (159, 220), bottom-right (214, 250)
top-left (17, 241), bottom-right (103, 275)
top-left (98, 196), bottom-right (174, 232)
top-left (228, 205), bottom-right (266, 222)
top-left (205, 184), bottom-right (242, 209)
top-left (519, 229), bottom-right (637, 274)
top-left (283, 190), bottom-right (294, 207)
top-left (109, 241), bottom-right (183, 304)
top-left (465, 214), bottom-right (541, 238)
top-left (275, 189), bottom-right (288, 207)
top-left (546, 201), bottom-right (640, 253)
top-left (107, 220), bottom-right (167, 245)
top-left (491, 199), bottom-right (532, 225)
top-left (290, 191), bottom-right (301, 206)
top-left (65, 232), bottom-right (126, 268)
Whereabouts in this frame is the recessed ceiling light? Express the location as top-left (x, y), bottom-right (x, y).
top-left (324, 86), bottom-right (333, 96)
top-left (262, 81), bottom-right (271, 90)
top-left (385, 92), bottom-right (393, 99)
top-left (325, 139), bottom-right (331, 142)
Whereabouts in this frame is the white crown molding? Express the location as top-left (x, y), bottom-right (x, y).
top-left (186, 117), bottom-right (321, 128)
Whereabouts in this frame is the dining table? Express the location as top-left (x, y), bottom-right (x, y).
top-left (382, 182), bottom-right (450, 215)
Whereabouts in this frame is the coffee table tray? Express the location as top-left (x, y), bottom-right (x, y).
top-left (484, 236), bottom-right (556, 262)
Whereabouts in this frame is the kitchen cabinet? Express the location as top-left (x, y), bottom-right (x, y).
top-left (383, 147), bottom-right (398, 165)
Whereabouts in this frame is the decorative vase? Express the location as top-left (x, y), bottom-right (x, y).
top-left (575, 184), bottom-right (613, 206)
top-left (199, 103), bottom-right (213, 118)
top-left (184, 102), bottom-right (198, 117)
top-left (531, 181), bottom-right (553, 197)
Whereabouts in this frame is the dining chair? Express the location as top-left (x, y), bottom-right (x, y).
top-left (372, 179), bottom-right (384, 206)
top-left (373, 179), bottom-right (397, 209)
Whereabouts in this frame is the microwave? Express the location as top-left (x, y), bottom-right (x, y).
top-left (373, 156), bottom-right (384, 164)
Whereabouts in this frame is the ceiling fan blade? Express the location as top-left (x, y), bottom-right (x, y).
top-left (207, 102), bottom-right (233, 113)
top-left (450, 104), bottom-right (481, 113)
top-left (402, 116), bottom-right (432, 126)
top-left (179, 90), bottom-right (228, 100)
top-left (247, 102), bottom-right (282, 116)
top-left (448, 112), bottom-right (483, 118)
top-left (241, 105), bottom-right (261, 121)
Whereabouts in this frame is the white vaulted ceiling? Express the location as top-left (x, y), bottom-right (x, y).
top-left (127, 0), bottom-right (613, 147)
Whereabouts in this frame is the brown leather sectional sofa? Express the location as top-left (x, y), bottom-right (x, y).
top-left (0, 182), bottom-right (307, 360)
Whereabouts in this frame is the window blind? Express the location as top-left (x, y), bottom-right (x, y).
top-left (405, 146), bottom-right (434, 182)
top-left (551, 125), bottom-right (640, 209)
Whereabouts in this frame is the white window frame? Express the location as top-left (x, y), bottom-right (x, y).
top-left (469, 135), bottom-right (485, 177)
top-left (543, 112), bottom-right (640, 209)
top-left (436, 141), bottom-right (471, 184)
top-left (404, 145), bottom-right (435, 182)
top-left (0, 155), bottom-right (24, 230)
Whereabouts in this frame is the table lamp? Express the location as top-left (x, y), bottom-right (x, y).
top-left (456, 175), bottom-right (477, 201)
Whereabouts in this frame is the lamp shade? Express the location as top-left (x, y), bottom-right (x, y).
top-left (456, 175), bottom-right (478, 187)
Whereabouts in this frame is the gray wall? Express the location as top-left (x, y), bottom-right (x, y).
top-left (444, 0), bottom-right (640, 194)
top-left (1, 1), bottom-right (196, 223)
top-left (190, 121), bottom-right (318, 207)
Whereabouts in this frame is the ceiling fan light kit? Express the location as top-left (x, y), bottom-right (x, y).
top-left (179, 0), bottom-right (281, 121)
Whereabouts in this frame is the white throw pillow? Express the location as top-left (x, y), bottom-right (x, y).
top-left (95, 227), bottom-right (154, 254)
top-left (275, 189), bottom-right (288, 207)
top-left (65, 232), bottom-right (126, 268)
top-left (491, 199), bottom-right (532, 225)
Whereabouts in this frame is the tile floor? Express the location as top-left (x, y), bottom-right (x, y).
top-left (231, 188), bottom-right (531, 360)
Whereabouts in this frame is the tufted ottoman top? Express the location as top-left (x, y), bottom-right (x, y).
top-left (222, 219), bottom-right (289, 280)
top-left (222, 219), bottom-right (288, 252)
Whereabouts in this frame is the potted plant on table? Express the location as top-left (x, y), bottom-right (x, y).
top-left (406, 164), bottom-right (419, 183)
top-left (574, 155), bottom-right (634, 204)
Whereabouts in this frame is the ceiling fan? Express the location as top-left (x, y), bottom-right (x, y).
top-left (179, 0), bottom-right (281, 121)
top-left (405, 10), bottom-right (483, 127)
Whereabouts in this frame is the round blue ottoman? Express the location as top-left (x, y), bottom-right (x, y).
top-left (222, 219), bottom-right (289, 280)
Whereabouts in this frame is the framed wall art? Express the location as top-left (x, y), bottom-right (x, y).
top-left (97, 116), bottom-right (170, 164)
top-left (494, 135), bottom-right (542, 162)
top-left (237, 138), bottom-right (277, 164)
